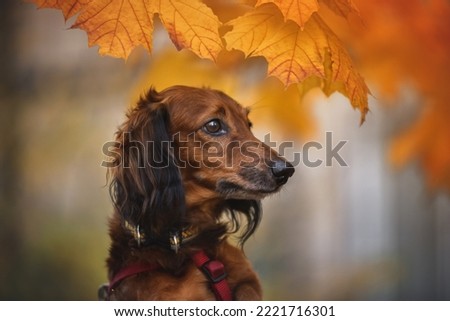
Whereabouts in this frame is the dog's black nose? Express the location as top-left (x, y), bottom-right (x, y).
top-left (271, 159), bottom-right (295, 185)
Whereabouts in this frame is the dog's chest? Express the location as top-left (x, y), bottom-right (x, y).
top-left (111, 264), bottom-right (216, 300)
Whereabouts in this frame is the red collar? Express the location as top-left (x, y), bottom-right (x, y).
top-left (106, 250), bottom-right (232, 301)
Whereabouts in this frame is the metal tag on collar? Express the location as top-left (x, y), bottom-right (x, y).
top-left (136, 225), bottom-right (143, 247)
top-left (124, 221), bottom-right (145, 247)
top-left (169, 230), bottom-right (181, 253)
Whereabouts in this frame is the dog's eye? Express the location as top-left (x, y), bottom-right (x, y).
top-left (203, 119), bottom-right (223, 135)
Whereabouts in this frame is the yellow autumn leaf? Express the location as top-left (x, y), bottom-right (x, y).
top-left (73, 0), bottom-right (155, 59)
top-left (202, 0), bottom-right (254, 23)
top-left (29, 0), bottom-right (223, 61)
top-left (224, 3), bottom-right (369, 121)
top-left (256, 0), bottom-right (319, 28)
top-left (29, 0), bottom-right (370, 126)
top-left (156, 0), bottom-right (223, 61)
top-left (224, 5), bottom-right (323, 84)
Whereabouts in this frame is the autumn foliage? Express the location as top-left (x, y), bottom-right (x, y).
top-left (347, 0), bottom-right (450, 191)
top-left (28, 0), bottom-right (450, 191)
top-left (28, 0), bottom-right (369, 118)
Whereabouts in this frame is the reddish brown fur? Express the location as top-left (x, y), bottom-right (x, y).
top-left (105, 86), bottom-right (294, 300)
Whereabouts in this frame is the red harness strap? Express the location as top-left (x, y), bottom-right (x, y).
top-left (191, 250), bottom-right (233, 301)
top-left (108, 262), bottom-right (159, 296)
top-left (107, 251), bottom-right (232, 301)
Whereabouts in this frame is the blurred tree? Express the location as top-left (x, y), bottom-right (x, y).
top-left (0, 0), bottom-right (26, 299)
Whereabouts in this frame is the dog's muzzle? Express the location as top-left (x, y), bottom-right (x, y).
top-left (270, 159), bottom-right (295, 186)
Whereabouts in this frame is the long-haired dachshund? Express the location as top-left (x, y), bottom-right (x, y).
top-left (102, 85), bottom-right (294, 300)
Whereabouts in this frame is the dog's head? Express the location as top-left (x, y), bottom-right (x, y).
top-left (108, 86), bottom-right (294, 244)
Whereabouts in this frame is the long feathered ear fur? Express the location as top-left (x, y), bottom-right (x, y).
top-left (108, 89), bottom-right (185, 240)
top-left (224, 199), bottom-right (262, 247)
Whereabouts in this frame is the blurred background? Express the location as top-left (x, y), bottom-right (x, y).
top-left (1, 0), bottom-right (449, 300)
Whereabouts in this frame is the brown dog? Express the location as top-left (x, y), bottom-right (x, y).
top-left (102, 86), bottom-right (294, 300)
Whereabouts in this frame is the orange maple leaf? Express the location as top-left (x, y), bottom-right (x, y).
top-left (73, 0), bottom-right (154, 59)
top-left (155, 0), bottom-right (223, 61)
top-left (224, 3), bottom-right (368, 121)
top-left (255, 1), bottom-right (359, 28)
top-left (29, 0), bottom-right (370, 123)
top-left (29, 0), bottom-right (223, 61)
top-left (256, 0), bottom-right (319, 28)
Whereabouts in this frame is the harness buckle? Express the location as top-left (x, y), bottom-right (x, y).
top-left (201, 260), bottom-right (227, 283)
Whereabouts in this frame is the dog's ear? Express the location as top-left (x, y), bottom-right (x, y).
top-left (109, 89), bottom-right (185, 240)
